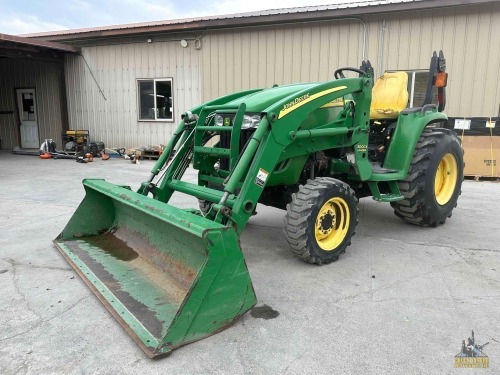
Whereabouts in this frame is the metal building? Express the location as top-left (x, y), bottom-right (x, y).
top-left (1, 0), bottom-right (499, 150)
top-left (0, 35), bottom-right (78, 149)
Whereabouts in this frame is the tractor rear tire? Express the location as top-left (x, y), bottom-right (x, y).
top-left (284, 178), bottom-right (358, 264)
top-left (391, 128), bottom-right (464, 226)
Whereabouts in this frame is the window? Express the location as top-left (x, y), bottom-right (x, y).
top-left (137, 78), bottom-right (173, 121)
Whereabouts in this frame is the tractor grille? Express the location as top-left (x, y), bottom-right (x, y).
top-left (219, 128), bottom-right (255, 170)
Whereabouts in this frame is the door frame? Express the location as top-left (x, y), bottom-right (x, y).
top-left (15, 87), bottom-right (40, 148)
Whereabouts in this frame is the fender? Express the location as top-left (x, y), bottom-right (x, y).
top-left (383, 107), bottom-right (448, 178)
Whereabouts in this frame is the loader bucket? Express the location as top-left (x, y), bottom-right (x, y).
top-left (53, 179), bottom-right (256, 358)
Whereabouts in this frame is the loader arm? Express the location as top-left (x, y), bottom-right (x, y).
top-left (144, 88), bottom-right (264, 183)
top-left (147, 75), bottom-right (373, 235)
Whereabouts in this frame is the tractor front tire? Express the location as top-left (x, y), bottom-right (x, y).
top-left (391, 128), bottom-right (464, 226)
top-left (284, 178), bottom-right (358, 264)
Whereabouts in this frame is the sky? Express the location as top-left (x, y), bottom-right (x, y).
top-left (0, 0), bottom-right (361, 35)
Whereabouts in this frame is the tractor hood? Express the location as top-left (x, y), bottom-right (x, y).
top-left (225, 83), bottom-right (317, 113)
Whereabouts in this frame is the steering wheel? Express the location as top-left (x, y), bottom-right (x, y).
top-left (334, 67), bottom-right (367, 79)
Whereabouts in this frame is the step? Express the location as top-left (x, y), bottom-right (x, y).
top-left (371, 162), bottom-right (398, 174)
top-left (372, 193), bottom-right (404, 202)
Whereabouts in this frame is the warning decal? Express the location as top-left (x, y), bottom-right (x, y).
top-left (255, 168), bottom-right (269, 187)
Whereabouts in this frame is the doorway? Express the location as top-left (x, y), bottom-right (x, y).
top-left (16, 88), bottom-right (39, 148)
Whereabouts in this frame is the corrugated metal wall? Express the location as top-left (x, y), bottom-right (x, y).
top-left (201, 2), bottom-right (500, 118)
top-left (62, 2), bottom-right (499, 149)
top-left (0, 58), bottom-right (64, 149)
top-left (202, 20), bottom-right (364, 98)
top-left (64, 40), bottom-right (201, 148)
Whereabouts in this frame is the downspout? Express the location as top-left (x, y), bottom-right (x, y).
top-left (330, 17), bottom-right (367, 61)
top-left (378, 20), bottom-right (387, 76)
top-left (358, 18), bottom-right (367, 62)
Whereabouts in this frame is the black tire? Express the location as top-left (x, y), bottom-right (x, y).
top-left (283, 177), bottom-right (358, 264)
top-left (391, 128), bottom-right (464, 226)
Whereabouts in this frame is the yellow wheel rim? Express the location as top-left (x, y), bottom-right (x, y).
top-left (434, 153), bottom-right (458, 205)
top-left (314, 197), bottom-right (350, 251)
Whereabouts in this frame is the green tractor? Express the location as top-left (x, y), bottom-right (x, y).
top-left (54, 51), bottom-right (463, 357)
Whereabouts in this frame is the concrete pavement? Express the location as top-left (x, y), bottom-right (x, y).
top-left (0, 151), bottom-right (498, 374)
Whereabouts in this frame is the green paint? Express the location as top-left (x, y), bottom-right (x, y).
top-left (55, 73), bottom-right (448, 357)
top-left (54, 180), bottom-right (255, 357)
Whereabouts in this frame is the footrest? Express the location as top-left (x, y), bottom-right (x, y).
top-left (367, 181), bottom-right (404, 202)
top-left (371, 162), bottom-right (398, 174)
top-left (373, 193), bottom-right (404, 202)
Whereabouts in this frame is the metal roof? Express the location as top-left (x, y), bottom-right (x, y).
top-left (0, 33), bottom-right (80, 59)
top-left (22, 0), bottom-right (493, 41)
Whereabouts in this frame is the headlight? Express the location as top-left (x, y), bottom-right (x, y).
top-left (242, 114), bottom-right (261, 129)
top-left (214, 114), bottom-right (223, 126)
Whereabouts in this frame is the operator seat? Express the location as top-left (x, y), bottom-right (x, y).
top-left (370, 72), bottom-right (409, 120)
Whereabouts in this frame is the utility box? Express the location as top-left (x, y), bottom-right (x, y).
top-left (450, 118), bottom-right (499, 178)
top-left (461, 136), bottom-right (500, 177)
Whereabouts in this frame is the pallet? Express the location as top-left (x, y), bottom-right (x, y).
top-left (140, 154), bottom-right (160, 160)
top-left (140, 150), bottom-right (162, 160)
top-left (465, 175), bottom-right (500, 182)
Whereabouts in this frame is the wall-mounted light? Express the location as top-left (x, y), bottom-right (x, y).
top-left (147, 38), bottom-right (152, 43)
top-left (180, 39), bottom-right (188, 48)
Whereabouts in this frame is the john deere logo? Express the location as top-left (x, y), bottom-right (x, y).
top-left (282, 94), bottom-right (310, 111)
top-left (224, 117), bottom-right (231, 126)
top-left (454, 331), bottom-right (489, 368)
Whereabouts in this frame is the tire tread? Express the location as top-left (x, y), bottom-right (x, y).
top-left (391, 128), bottom-right (464, 226)
top-left (283, 177), bottom-right (358, 264)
